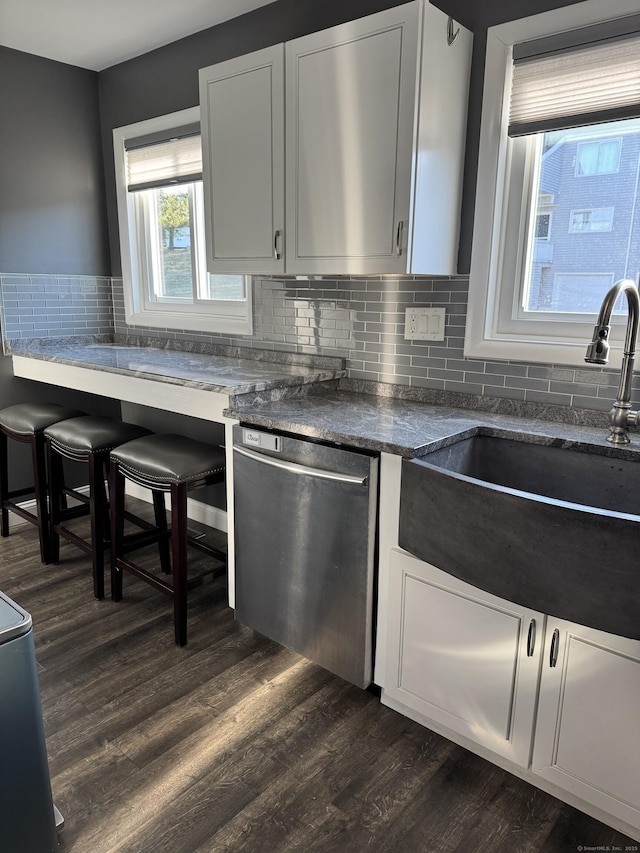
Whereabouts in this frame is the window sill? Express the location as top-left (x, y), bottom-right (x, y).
top-left (124, 306), bottom-right (253, 337)
top-left (463, 328), bottom-right (626, 370)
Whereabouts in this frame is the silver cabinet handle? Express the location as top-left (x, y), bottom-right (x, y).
top-left (234, 444), bottom-right (367, 485)
top-left (395, 220), bottom-right (404, 256)
top-left (447, 17), bottom-right (460, 46)
top-left (273, 229), bottom-right (282, 261)
top-left (526, 619), bottom-right (536, 657)
top-left (549, 628), bottom-right (560, 667)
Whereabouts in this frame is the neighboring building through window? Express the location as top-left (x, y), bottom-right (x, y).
top-left (526, 120), bottom-right (639, 316)
top-left (113, 108), bottom-right (253, 335)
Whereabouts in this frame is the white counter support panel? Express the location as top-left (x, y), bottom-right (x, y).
top-left (12, 356), bottom-right (230, 423)
top-left (12, 354), bottom-right (239, 605)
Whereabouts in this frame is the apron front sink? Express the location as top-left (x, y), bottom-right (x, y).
top-left (399, 433), bottom-right (640, 639)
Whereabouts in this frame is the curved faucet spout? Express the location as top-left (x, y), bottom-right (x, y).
top-left (585, 278), bottom-right (640, 444)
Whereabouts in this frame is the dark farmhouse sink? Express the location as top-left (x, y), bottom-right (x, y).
top-left (399, 433), bottom-right (640, 640)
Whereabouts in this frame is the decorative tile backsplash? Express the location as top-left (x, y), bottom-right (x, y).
top-left (0, 274), bottom-right (114, 343)
top-left (112, 275), bottom-right (638, 412)
top-left (2, 271), bottom-right (637, 413)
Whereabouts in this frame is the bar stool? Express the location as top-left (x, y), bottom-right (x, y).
top-left (44, 416), bottom-right (153, 599)
top-left (109, 433), bottom-right (227, 646)
top-left (0, 402), bottom-right (85, 563)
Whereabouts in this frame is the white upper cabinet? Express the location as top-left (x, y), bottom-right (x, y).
top-left (199, 45), bottom-right (285, 274)
top-left (199, 1), bottom-right (472, 276)
top-left (285, 4), bottom-right (418, 275)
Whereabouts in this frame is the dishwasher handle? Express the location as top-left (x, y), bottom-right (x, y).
top-left (234, 443), bottom-right (368, 486)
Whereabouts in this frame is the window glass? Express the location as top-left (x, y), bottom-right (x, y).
top-left (466, 1), bottom-right (640, 367)
top-left (522, 120), bottom-right (640, 316)
top-left (575, 138), bottom-right (621, 175)
top-left (535, 213), bottom-right (551, 239)
top-left (114, 108), bottom-right (253, 335)
top-left (569, 208), bottom-right (614, 233)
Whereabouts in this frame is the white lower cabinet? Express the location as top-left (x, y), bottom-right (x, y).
top-left (532, 618), bottom-right (640, 833)
top-left (383, 549), bottom-right (544, 767)
top-left (381, 548), bottom-right (640, 840)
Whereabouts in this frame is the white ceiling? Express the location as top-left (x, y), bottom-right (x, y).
top-left (0, 0), bottom-right (278, 71)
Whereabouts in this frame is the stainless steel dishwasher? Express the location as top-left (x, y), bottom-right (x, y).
top-left (232, 425), bottom-right (378, 688)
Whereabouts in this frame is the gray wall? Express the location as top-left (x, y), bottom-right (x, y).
top-left (0, 47), bottom-right (109, 276)
top-left (0, 47), bottom-right (120, 490)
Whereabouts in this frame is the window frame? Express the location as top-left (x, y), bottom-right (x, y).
top-left (466, 0), bottom-right (640, 369)
top-left (113, 107), bottom-right (253, 336)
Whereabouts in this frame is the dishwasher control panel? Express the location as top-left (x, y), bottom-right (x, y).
top-left (241, 428), bottom-right (281, 452)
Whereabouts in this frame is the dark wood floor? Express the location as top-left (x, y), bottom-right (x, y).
top-left (0, 508), bottom-right (636, 853)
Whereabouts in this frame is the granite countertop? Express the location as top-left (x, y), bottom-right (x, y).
top-left (228, 386), bottom-right (640, 461)
top-left (8, 341), bottom-right (345, 396)
top-left (10, 338), bottom-right (637, 462)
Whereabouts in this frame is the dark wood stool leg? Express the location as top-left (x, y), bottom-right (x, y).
top-left (152, 490), bottom-right (171, 575)
top-left (46, 440), bottom-right (64, 565)
top-left (0, 431), bottom-right (8, 538)
top-left (88, 452), bottom-right (106, 600)
top-left (31, 434), bottom-right (50, 564)
top-left (110, 458), bottom-right (126, 603)
top-left (171, 482), bottom-right (189, 647)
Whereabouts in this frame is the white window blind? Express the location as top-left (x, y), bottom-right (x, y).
top-left (509, 31), bottom-right (640, 137)
top-left (125, 127), bottom-right (202, 191)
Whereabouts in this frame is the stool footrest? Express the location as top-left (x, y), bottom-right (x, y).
top-left (3, 500), bottom-right (38, 524)
top-left (188, 537), bottom-right (226, 563)
top-left (115, 557), bottom-right (173, 598)
top-left (59, 504), bottom-right (91, 522)
top-left (53, 524), bottom-right (96, 557)
top-left (5, 486), bottom-right (35, 501)
top-left (121, 527), bottom-right (169, 553)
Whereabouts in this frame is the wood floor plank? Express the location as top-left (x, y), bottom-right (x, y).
top-left (0, 511), bottom-right (637, 852)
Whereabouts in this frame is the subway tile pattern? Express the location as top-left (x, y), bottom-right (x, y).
top-left (4, 273), bottom-right (634, 414)
top-left (0, 274), bottom-right (114, 341)
top-left (112, 275), bottom-right (637, 412)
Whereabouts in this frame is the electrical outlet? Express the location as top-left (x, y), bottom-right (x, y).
top-left (404, 307), bottom-right (446, 341)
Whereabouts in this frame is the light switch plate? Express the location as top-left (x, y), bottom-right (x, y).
top-left (404, 307), bottom-right (446, 341)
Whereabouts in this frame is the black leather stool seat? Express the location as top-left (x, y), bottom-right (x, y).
top-left (111, 433), bottom-right (226, 488)
top-left (110, 434), bottom-right (227, 646)
top-left (45, 416), bottom-right (151, 459)
top-left (0, 403), bottom-right (85, 564)
top-left (0, 402), bottom-right (85, 435)
top-left (44, 416), bottom-right (152, 600)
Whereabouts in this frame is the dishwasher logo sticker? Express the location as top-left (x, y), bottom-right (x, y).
top-left (241, 430), bottom-right (281, 451)
top-left (243, 431), bottom-right (262, 446)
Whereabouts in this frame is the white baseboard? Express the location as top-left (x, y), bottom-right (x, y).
top-left (5, 483), bottom-right (227, 534)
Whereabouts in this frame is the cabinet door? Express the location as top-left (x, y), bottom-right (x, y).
top-left (285, 3), bottom-right (420, 275)
top-left (383, 549), bottom-right (544, 767)
top-left (199, 45), bottom-right (285, 274)
top-left (532, 619), bottom-right (640, 834)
